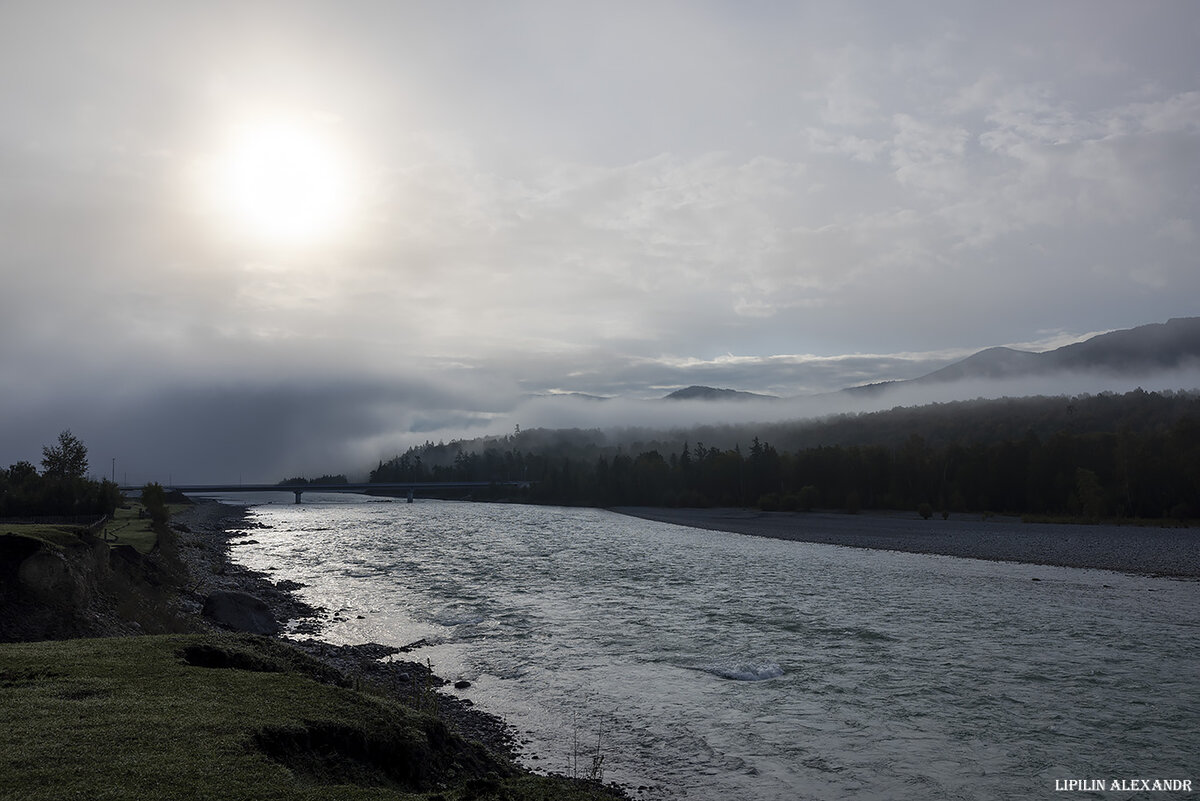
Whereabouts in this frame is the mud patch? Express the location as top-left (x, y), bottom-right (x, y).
top-left (180, 641), bottom-right (284, 673)
top-left (252, 717), bottom-right (495, 790)
top-left (178, 635), bottom-right (348, 686)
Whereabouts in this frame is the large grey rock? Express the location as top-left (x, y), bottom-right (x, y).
top-left (202, 590), bottom-right (280, 634)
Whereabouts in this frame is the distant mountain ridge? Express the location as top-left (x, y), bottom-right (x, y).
top-left (915, 346), bottom-right (1045, 383)
top-left (525, 391), bottom-right (610, 402)
top-left (663, 385), bottom-right (779, 401)
top-left (906, 316), bottom-right (1200, 388)
top-left (1043, 317), bottom-right (1200, 371)
top-left (667, 317), bottom-right (1200, 401)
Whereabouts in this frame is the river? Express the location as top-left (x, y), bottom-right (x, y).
top-left (215, 493), bottom-right (1199, 800)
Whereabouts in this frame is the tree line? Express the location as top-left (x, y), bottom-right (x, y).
top-left (0, 430), bottom-right (122, 519)
top-left (368, 389), bottom-right (1200, 521)
top-left (277, 474), bottom-right (349, 486)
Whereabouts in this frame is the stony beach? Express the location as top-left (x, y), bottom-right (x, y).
top-left (611, 507), bottom-right (1200, 577)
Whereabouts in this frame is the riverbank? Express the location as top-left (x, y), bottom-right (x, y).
top-left (610, 506), bottom-right (1200, 577)
top-left (0, 500), bottom-right (627, 801)
top-left (172, 499), bottom-right (528, 760)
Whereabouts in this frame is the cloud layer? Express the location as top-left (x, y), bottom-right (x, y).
top-left (1, 1), bottom-right (1197, 480)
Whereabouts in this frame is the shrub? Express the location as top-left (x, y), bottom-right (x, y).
top-left (797, 485), bottom-right (819, 512)
top-left (758, 493), bottom-right (780, 511)
top-left (141, 482), bottom-right (169, 525)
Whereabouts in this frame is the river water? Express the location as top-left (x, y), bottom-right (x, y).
top-left (218, 494), bottom-right (1198, 800)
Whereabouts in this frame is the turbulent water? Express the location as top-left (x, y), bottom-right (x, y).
top-left (219, 494), bottom-right (1199, 800)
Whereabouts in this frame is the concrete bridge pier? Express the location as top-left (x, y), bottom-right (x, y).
top-left (293, 490), bottom-right (303, 504)
top-left (407, 489), bottom-right (414, 503)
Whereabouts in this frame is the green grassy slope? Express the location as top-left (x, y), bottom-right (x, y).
top-left (0, 633), bottom-right (619, 801)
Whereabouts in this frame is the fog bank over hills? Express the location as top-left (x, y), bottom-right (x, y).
top-left (5, 318), bottom-right (1196, 486)
top-left (638, 317), bottom-right (1200, 405)
top-left (503, 365), bottom-right (1200, 442)
top-left (484, 317), bottom-right (1200, 442)
top-left (371, 317), bottom-right (1200, 455)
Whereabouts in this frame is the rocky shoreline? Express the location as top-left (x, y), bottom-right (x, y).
top-left (171, 499), bottom-right (525, 765)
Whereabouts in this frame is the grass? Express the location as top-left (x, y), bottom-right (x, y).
top-left (0, 633), bottom-right (623, 801)
top-left (97, 503), bottom-right (166, 553)
top-left (1, 501), bottom-right (193, 556)
top-left (0, 523), bottom-right (84, 549)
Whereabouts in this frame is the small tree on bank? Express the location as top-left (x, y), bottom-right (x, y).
top-left (141, 482), bottom-right (169, 525)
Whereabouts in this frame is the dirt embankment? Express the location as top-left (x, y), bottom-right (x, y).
top-left (0, 523), bottom-right (192, 642)
top-left (0, 501), bottom-right (316, 643)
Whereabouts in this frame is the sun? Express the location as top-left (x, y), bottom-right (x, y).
top-left (209, 119), bottom-right (355, 248)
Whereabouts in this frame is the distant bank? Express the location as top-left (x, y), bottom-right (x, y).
top-left (610, 507), bottom-right (1200, 577)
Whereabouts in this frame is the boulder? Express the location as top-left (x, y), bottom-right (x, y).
top-left (202, 590), bottom-right (280, 634)
top-left (16, 548), bottom-right (83, 607)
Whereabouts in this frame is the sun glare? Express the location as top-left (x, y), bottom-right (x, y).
top-left (209, 119), bottom-right (355, 248)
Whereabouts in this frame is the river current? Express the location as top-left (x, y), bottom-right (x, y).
top-left (218, 494), bottom-right (1198, 800)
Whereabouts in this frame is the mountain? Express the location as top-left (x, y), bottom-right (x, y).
top-left (795, 317), bottom-right (1200, 399)
top-left (907, 316), bottom-right (1200, 387)
top-left (657, 318), bottom-right (1200, 403)
top-left (915, 346), bottom-right (1047, 383)
top-left (1042, 317), bottom-right (1200, 372)
top-left (533, 318), bottom-right (1200, 405)
top-left (523, 392), bottom-right (611, 402)
top-left (842, 344), bottom-right (1051, 395)
top-left (663, 385), bottom-right (779, 401)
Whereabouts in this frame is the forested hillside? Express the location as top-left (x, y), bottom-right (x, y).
top-left (369, 389), bottom-right (1200, 520)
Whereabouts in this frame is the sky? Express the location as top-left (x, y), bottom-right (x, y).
top-left (1, 1), bottom-right (1198, 483)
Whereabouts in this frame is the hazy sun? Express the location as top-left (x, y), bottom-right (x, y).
top-left (209, 119), bottom-right (354, 247)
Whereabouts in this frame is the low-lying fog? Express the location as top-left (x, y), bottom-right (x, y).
top-left (7, 367), bottom-right (1195, 486)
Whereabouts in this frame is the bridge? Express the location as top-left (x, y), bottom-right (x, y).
top-left (119, 481), bottom-right (530, 504)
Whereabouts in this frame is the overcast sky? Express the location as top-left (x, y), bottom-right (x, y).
top-left (2, 1), bottom-right (1197, 482)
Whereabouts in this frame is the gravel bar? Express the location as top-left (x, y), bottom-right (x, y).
top-left (610, 507), bottom-right (1200, 578)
